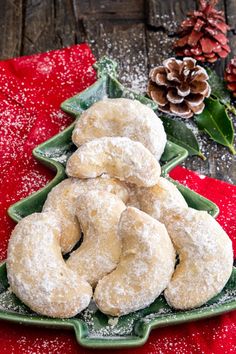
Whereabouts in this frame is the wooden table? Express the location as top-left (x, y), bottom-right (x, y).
top-left (0, 0), bottom-right (236, 183)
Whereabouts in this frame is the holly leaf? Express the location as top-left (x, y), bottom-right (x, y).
top-left (195, 97), bottom-right (236, 154)
top-left (160, 115), bottom-right (205, 159)
top-left (206, 67), bottom-right (236, 114)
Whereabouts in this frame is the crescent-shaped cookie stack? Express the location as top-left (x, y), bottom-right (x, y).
top-left (7, 98), bottom-right (233, 318)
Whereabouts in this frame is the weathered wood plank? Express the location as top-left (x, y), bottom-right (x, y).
top-left (0, 0), bottom-right (23, 59)
top-left (22, 0), bottom-right (57, 55)
top-left (54, 0), bottom-right (80, 46)
top-left (147, 0), bottom-right (196, 34)
top-left (212, 0), bottom-right (227, 75)
top-left (74, 0), bottom-right (145, 20)
top-left (225, 0), bottom-right (236, 31)
top-left (84, 20), bottom-right (148, 92)
top-left (226, 0), bottom-right (236, 61)
top-left (146, 31), bottom-right (175, 69)
top-left (22, 0), bottom-right (77, 56)
top-left (228, 32), bottom-right (236, 59)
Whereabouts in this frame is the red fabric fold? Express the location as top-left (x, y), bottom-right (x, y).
top-left (0, 44), bottom-right (235, 353)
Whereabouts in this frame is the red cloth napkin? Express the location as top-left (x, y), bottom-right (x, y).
top-left (0, 44), bottom-right (235, 354)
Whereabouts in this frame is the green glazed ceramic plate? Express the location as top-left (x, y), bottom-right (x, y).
top-left (3, 57), bottom-right (235, 349)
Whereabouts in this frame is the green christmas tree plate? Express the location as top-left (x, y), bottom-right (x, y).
top-left (2, 57), bottom-right (235, 349)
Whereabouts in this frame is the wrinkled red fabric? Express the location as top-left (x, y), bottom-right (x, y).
top-left (0, 44), bottom-right (235, 353)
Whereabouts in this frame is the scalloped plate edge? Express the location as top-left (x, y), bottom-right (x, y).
top-left (0, 265), bottom-right (235, 348)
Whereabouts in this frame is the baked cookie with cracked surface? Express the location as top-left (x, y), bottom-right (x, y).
top-left (67, 190), bottom-right (126, 287)
top-left (94, 207), bottom-right (175, 316)
top-left (72, 98), bottom-right (166, 161)
top-left (66, 137), bottom-right (161, 187)
top-left (164, 208), bottom-right (233, 310)
top-left (128, 177), bottom-right (188, 223)
top-left (7, 212), bottom-right (92, 318)
top-left (43, 176), bottom-right (129, 254)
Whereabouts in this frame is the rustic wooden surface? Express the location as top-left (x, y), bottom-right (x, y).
top-left (0, 0), bottom-right (236, 183)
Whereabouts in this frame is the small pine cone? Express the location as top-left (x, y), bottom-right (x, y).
top-left (174, 0), bottom-right (230, 63)
top-left (225, 57), bottom-right (236, 97)
top-left (147, 57), bottom-right (211, 119)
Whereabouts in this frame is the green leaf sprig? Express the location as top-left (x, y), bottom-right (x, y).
top-left (160, 115), bottom-right (205, 159)
top-left (206, 67), bottom-right (236, 115)
top-left (195, 97), bottom-right (236, 155)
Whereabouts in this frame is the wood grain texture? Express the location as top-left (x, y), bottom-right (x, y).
top-left (146, 31), bottom-right (175, 68)
top-left (22, 0), bottom-right (78, 55)
top-left (229, 32), bottom-right (236, 58)
top-left (0, 0), bottom-right (235, 183)
top-left (54, 0), bottom-right (80, 46)
top-left (225, 0), bottom-right (236, 31)
top-left (213, 0), bottom-right (227, 75)
top-left (22, 0), bottom-right (57, 55)
top-left (83, 20), bottom-right (148, 91)
top-left (73, 0), bottom-right (145, 20)
top-left (226, 0), bottom-right (236, 59)
top-left (147, 0), bottom-right (196, 33)
top-left (0, 0), bottom-right (23, 59)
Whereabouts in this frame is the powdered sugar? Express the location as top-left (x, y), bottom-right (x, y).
top-left (94, 207), bottom-right (175, 316)
top-left (43, 177), bottom-right (129, 254)
top-left (66, 190), bottom-right (126, 287)
top-left (128, 177), bottom-right (188, 222)
top-left (72, 98), bottom-right (166, 161)
top-left (7, 212), bottom-right (92, 318)
top-left (66, 137), bottom-right (161, 187)
top-left (165, 208), bottom-right (234, 310)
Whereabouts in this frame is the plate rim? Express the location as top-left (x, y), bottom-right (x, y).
top-left (0, 263), bottom-right (235, 348)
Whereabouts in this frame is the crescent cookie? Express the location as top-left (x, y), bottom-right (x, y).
top-left (67, 190), bottom-right (126, 287)
top-left (43, 177), bottom-right (129, 254)
top-left (128, 177), bottom-right (188, 223)
top-left (72, 98), bottom-right (167, 161)
top-left (94, 207), bottom-right (175, 316)
top-left (7, 212), bottom-right (92, 318)
top-left (66, 137), bottom-right (161, 187)
top-left (164, 208), bottom-right (233, 310)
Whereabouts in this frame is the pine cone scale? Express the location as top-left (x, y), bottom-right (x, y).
top-left (190, 102), bottom-right (205, 114)
top-left (194, 19), bottom-right (205, 31)
top-left (190, 46), bottom-right (202, 56)
top-left (188, 31), bottom-right (204, 46)
top-left (170, 102), bottom-right (192, 118)
top-left (190, 80), bottom-right (209, 96)
top-left (167, 88), bottom-right (184, 104)
top-left (185, 93), bottom-right (204, 106)
top-left (167, 73), bottom-right (181, 83)
top-left (147, 57), bottom-right (211, 118)
top-left (218, 49), bottom-right (229, 58)
top-left (155, 73), bottom-right (170, 86)
top-left (147, 82), bottom-right (168, 106)
top-left (191, 68), bottom-right (209, 82)
top-left (177, 85), bottom-right (191, 97)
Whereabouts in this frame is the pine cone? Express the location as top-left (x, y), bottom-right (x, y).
top-left (225, 57), bottom-right (236, 97)
top-left (147, 57), bottom-right (211, 119)
top-left (174, 0), bottom-right (230, 63)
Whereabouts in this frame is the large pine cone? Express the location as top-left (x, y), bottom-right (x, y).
top-left (225, 58), bottom-right (236, 97)
top-left (174, 0), bottom-right (230, 63)
top-left (147, 57), bottom-right (211, 119)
